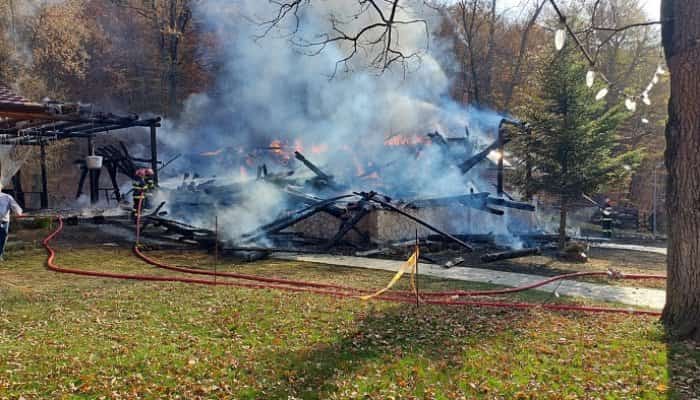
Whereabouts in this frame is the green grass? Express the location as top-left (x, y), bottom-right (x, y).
top-left (0, 245), bottom-right (698, 399)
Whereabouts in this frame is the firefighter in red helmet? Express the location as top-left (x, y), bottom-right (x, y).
top-left (132, 168), bottom-right (155, 216)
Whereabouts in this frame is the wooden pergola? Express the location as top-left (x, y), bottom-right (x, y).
top-left (0, 85), bottom-right (161, 209)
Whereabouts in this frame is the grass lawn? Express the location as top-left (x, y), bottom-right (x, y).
top-left (1, 238), bottom-right (698, 399)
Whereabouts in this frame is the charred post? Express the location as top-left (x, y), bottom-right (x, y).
top-left (481, 247), bottom-right (543, 263)
top-left (150, 125), bottom-right (159, 186)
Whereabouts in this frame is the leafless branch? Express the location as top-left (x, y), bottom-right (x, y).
top-left (550, 0), bottom-right (667, 67)
top-left (258, 0), bottom-right (429, 76)
top-left (256, 0), bottom-right (308, 39)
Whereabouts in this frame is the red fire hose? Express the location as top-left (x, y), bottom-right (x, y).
top-left (40, 208), bottom-right (664, 316)
top-left (132, 198), bottom-right (666, 300)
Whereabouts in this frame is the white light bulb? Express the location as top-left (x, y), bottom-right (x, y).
top-left (625, 98), bottom-right (637, 112)
top-left (586, 70), bottom-right (595, 88)
top-left (595, 88), bottom-right (609, 101)
top-left (641, 118), bottom-right (649, 124)
top-left (555, 29), bottom-right (566, 51)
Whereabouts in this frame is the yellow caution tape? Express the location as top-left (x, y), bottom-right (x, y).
top-left (360, 246), bottom-right (419, 300)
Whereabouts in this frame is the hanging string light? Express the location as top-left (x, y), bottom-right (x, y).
top-left (586, 70), bottom-right (595, 87)
top-left (595, 88), bottom-right (609, 100)
top-left (554, 26), bottom-right (566, 50)
top-left (547, 0), bottom-right (667, 111)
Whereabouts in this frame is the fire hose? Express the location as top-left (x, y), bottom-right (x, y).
top-left (132, 197), bottom-right (666, 301)
top-left (39, 201), bottom-right (665, 316)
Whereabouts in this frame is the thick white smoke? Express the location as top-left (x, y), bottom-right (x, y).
top-left (159, 0), bottom-right (526, 241)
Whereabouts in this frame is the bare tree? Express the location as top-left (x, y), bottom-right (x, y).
top-left (260, 0), bottom-right (428, 76)
top-left (110, 0), bottom-right (193, 116)
top-left (502, 0), bottom-right (546, 109)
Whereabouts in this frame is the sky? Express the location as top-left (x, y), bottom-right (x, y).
top-left (637, 0), bottom-right (661, 19)
top-left (496, 0), bottom-right (661, 20)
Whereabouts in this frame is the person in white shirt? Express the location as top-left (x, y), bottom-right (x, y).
top-left (0, 183), bottom-right (23, 260)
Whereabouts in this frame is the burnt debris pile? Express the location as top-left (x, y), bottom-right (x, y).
top-left (135, 118), bottom-right (573, 266)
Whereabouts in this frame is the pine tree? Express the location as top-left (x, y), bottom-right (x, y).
top-left (514, 48), bottom-right (641, 248)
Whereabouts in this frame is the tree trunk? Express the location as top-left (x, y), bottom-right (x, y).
top-left (503, 0), bottom-right (545, 110)
top-left (558, 198), bottom-right (568, 250)
top-left (167, 0), bottom-right (179, 117)
top-left (660, 0), bottom-right (700, 340)
top-left (482, 0), bottom-right (497, 104)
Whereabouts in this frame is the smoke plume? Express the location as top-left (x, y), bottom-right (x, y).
top-left (159, 0), bottom-right (530, 242)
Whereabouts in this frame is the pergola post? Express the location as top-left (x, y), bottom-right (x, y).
top-left (40, 141), bottom-right (48, 209)
top-left (87, 136), bottom-right (98, 204)
top-left (496, 126), bottom-right (504, 196)
top-left (11, 170), bottom-right (25, 209)
top-left (150, 124), bottom-right (159, 186)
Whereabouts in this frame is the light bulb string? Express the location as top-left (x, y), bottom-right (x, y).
top-left (547, 0), bottom-right (665, 109)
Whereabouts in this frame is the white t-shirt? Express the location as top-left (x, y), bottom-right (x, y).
top-left (0, 192), bottom-right (22, 222)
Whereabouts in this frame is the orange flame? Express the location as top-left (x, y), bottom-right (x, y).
top-left (270, 140), bottom-right (283, 154)
top-left (311, 143), bottom-right (328, 154)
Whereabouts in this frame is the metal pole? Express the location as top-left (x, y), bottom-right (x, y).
top-left (150, 125), bottom-right (159, 186)
top-left (40, 142), bottom-right (49, 209)
top-left (214, 215), bottom-right (219, 286)
top-left (415, 229), bottom-right (419, 307)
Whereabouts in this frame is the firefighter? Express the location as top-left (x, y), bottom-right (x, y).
top-left (143, 168), bottom-right (156, 210)
top-left (601, 198), bottom-right (613, 238)
top-left (132, 168), bottom-right (148, 216)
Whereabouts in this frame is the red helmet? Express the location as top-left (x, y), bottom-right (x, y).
top-left (135, 168), bottom-right (148, 178)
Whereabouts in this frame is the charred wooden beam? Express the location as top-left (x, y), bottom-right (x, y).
top-left (484, 207), bottom-right (505, 215)
top-left (323, 195), bottom-right (374, 249)
top-left (294, 151), bottom-right (333, 183)
top-left (105, 162), bottom-right (122, 202)
top-left (485, 197), bottom-right (536, 212)
top-left (458, 139), bottom-right (509, 174)
top-left (407, 193), bottom-right (511, 215)
top-left (481, 247), bottom-right (543, 263)
top-left (11, 170), bottom-right (25, 208)
top-left (358, 191), bottom-right (473, 251)
top-left (150, 125), bottom-right (159, 185)
top-left (426, 131), bottom-right (449, 150)
top-left (408, 193), bottom-right (490, 209)
top-left (238, 194), bottom-right (357, 243)
top-left (76, 166), bottom-right (88, 199)
top-left (459, 118), bottom-right (528, 177)
top-left (427, 233), bottom-right (495, 243)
